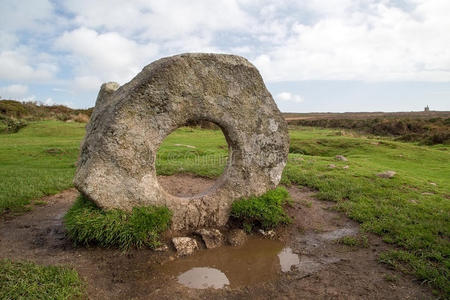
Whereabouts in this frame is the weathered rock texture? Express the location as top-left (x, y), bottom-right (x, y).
top-left (196, 228), bottom-right (224, 249)
top-left (172, 237), bottom-right (198, 256)
top-left (377, 170), bottom-right (396, 178)
top-left (74, 53), bottom-right (289, 231)
top-left (227, 229), bottom-right (247, 247)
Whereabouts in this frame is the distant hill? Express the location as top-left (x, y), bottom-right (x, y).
top-left (0, 99), bottom-right (92, 133)
top-left (282, 111), bottom-right (450, 121)
top-left (283, 111), bottom-right (450, 145)
top-left (2, 99), bottom-right (449, 145)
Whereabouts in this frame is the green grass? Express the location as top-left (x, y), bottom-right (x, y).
top-left (0, 120), bottom-right (85, 214)
top-left (282, 127), bottom-right (450, 295)
top-left (338, 235), bottom-right (369, 248)
top-left (1, 121), bottom-right (449, 295)
top-left (231, 187), bottom-right (291, 232)
top-left (0, 259), bottom-right (85, 299)
top-left (156, 126), bottom-right (228, 178)
top-left (64, 194), bottom-right (172, 250)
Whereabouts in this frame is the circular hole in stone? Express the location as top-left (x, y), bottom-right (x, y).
top-left (156, 120), bottom-right (230, 198)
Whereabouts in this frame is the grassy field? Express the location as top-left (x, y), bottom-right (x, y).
top-left (0, 120), bottom-right (85, 214)
top-left (0, 259), bottom-right (85, 299)
top-left (0, 120), bottom-right (449, 295)
top-left (284, 127), bottom-right (449, 295)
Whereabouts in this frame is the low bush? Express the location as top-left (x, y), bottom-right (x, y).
top-left (0, 259), bottom-right (85, 299)
top-left (0, 100), bottom-right (27, 118)
top-left (64, 195), bottom-right (172, 250)
top-left (0, 99), bottom-right (92, 124)
top-left (230, 187), bottom-right (291, 231)
top-left (0, 114), bottom-right (27, 133)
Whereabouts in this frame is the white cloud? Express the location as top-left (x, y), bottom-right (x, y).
top-left (41, 97), bottom-right (74, 107)
top-left (43, 98), bottom-right (55, 105)
top-left (253, 0), bottom-right (450, 82)
top-left (52, 87), bottom-right (71, 93)
top-left (0, 84), bottom-right (29, 99)
top-left (0, 0), bottom-right (54, 32)
top-left (55, 27), bottom-right (159, 84)
top-left (0, 31), bottom-right (18, 51)
top-left (0, 50), bottom-right (58, 81)
top-left (62, 0), bottom-right (254, 40)
top-left (276, 92), bottom-right (304, 103)
top-left (73, 76), bottom-right (102, 92)
top-left (2, 0), bottom-right (450, 109)
top-left (22, 95), bottom-right (36, 102)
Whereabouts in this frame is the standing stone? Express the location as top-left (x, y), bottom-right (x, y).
top-left (74, 53), bottom-right (289, 231)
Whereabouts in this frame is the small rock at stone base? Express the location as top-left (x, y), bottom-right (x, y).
top-left (429, 182), bottom-right (437, 186)
top-left (227, 229), bottom-right (247, 247)
top-left (172, 237), bottom-right (198, 256)
top-left (377, 171), bottom-right (396, 178)
top-left (328, 164), bottom-right (336, 169)
top-left (195, 228), bottom-right (224, 249)
top-left (259, 229), bottom-right (276, 239)
top-left (343, 165), bottom-right (349, 169)
top-left (154, 244), bottom-right (169, 252)
top-left (335, 155), bottom-right (348, 161)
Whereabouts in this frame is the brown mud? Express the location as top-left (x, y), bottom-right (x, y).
top-left (0, 174), bottom-right (433, 299)
top-left (158, 174), bottom-right (215, 197)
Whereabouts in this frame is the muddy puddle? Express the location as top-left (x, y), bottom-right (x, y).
top-left (159, 237), bottom-right (302, 289)
top-left (160, 226), bottom-right (361, 290)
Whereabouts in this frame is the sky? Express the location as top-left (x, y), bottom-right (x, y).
top-left (0, 0), bottom-right (449, 112)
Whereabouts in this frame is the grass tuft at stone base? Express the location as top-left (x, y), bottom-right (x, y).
top-left (0, 259), bottom-right (85, 299)
top-left (230, 187), bottom-right (291, 232)
top-left (64, 194), bottom-right (172, 250)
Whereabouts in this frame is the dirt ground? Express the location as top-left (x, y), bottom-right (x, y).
top-left (0, 175), bottom-right (433, 299)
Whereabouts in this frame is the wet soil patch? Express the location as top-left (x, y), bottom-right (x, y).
top-left (0, 175), bottom-right (433, 299)
top-left (158, 174), bottom-right (216, 197)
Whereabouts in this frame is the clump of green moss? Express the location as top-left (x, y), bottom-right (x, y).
top-left (64, 195), bottom-right (172, 250)
top-left (230, 187), bottom-right (291, 232)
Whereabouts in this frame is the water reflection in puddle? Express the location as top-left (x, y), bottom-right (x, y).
top-left (162, 237), bottom-right (302, 289)
top-left (278, 247), bottom-right (300, 272)
top-left (178, 267), bottom-right (230, 289)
